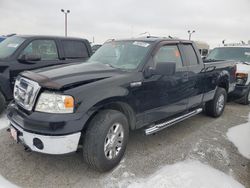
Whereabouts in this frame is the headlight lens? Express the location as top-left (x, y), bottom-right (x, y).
top-left (236, 73), bottom-right (248, 85)
top-left (35, 92), bottom-right (74, 113)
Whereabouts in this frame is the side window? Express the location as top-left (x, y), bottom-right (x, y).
top-left (21, 40), bottom-right (58, 60)
top-left (154, 45), bottom-right (183, 68)
top-left (182, 44), bottom-right (199, 66)
top-left (62, 40), bottom-right (88, 59)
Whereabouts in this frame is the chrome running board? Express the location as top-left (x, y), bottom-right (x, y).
top-left (144, 108), bottom-right (203, 135)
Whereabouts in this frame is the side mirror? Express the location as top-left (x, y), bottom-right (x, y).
top-left (145, 62), bottom-right (176, 77)
top-left (18, 54), bottom-right (41, 62)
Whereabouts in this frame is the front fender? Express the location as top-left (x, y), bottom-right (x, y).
top-left (75, 86), bottom-right (130, 113)
top-left (216, 70), bottom-right (229, 87)
top-left (217, 70), bottom-right (230, 81)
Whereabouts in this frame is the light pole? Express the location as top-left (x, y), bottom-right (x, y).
top-left (188, 30), bottom-right (195, 40)
top-left (61, 9), bottom-right (70, 37)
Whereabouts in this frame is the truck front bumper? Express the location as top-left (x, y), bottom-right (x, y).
top-left (10, 120), bottom-right (81, 154)
top-left (230, 85), bottom-right (249, 98)
top-left (6, 103), bottom-right (88, 154)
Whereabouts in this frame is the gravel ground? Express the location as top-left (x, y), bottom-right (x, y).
top-left (0, 102), bottom-right (249, 188)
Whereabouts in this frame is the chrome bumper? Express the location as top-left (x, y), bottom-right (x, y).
top-left (9, 119), bottom-right (81, 155)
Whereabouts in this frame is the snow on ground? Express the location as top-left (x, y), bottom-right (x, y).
top-left (0, 114), bottom-right (18, 188)
top-left (227, 114), bottom-right (250, 159)
top-left (0, 175), bottom-right (18, 188)
top-left (111, 160), bottom-right (244, 188)
top-left (0, 113), bottom-right (8, 130)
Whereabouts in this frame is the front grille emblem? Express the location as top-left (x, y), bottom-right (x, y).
top-left (14, 76), bottom-right (41, 111)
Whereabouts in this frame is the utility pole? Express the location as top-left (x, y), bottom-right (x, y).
top-left (188, 30), bottom-right (195, 40)
top-left (61, 9), bottom-right (70, 37)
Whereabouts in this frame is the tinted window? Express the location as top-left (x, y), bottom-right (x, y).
top-left (21, 40), bottom-right (58, 60)
top-left (62, 40), bottom-right (88, 58)
top-left (154, 45), bottom-right (183, 68)
top-left (183, 44), bottom-right (199, 66)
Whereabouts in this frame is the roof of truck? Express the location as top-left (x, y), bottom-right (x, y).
top-left (112, 36), bottom-right (192, 43)
top-left (14, 35), bottom-right (89, 41)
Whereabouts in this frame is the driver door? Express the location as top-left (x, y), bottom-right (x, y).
top-left (134, 43), bottom-right (190, 125)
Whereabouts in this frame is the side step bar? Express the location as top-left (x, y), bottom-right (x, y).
top-left (144, 108), bottom-right (203, 135)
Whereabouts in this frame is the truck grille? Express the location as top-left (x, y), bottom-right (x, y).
top-left (14, 76), bottom-right (41, 111)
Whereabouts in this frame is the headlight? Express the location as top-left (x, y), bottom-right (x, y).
top-left (35, 92), bottom-right (74, 113)
top-left (236, 73), bottom-right (248, 85)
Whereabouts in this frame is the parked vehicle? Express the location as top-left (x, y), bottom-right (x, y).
top-left (194, 41), bottom-right (209, 58)
top-left (205, 45), bottom-right (250, 104)
top-left (0, 35), bottom-right (92, 113)
top-left (91, 44), bottom-right (102, 53)
top-left (7, 37), bottom-right (236, 172)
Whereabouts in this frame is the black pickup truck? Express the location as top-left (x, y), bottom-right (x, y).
top-left (0, 35), bottom-right (92, 113)
top-left (7, 37), bottom-right (236, 172)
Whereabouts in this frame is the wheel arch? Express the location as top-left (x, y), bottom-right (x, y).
top-left (217, 72), bottom-right (229, 92)
top-left (82, 97), bottom-right (137, 132)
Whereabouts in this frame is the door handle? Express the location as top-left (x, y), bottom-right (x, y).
top-left (182, 73), bottom-right (188, 78)
top-left (182, 73), bottom-right (188, 82)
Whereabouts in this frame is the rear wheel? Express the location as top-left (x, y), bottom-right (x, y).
top-left (0, 92), bottom-right (6, 114)
top-left (83, 109), bottom-right (129, 172)
top-left (205, 87), bottom-right (227, 117)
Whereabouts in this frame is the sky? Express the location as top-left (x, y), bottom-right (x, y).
top-left (0, 0), bottom-right (249, 48)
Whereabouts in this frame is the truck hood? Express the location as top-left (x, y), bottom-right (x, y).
top-left (236, 62), bottom-right (250, 74)
top-left (21, 62), bottom-right (124, 90)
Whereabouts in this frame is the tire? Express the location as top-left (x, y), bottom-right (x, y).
top-left (205, 87), bottom-right (227, 118)
top-left (237, 86), bottom-right (250, 105)
top-left (0, 92), bottom-right (6, 115)
top-left (83, 109), bottom-right (129, 172)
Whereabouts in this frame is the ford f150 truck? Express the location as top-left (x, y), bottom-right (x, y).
top-left (0, 35), bottom-right (92, 114)
top-left (205, 45), bottom-right (250, 104)
top-left (7, 37), bottom-right (236, 172)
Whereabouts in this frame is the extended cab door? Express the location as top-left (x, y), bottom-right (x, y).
top-left (179, 43), bottom-right (204, 109)
top-left (136, 43), bottom-right (190, 125)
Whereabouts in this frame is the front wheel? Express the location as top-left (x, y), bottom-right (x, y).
top-left (83, 109), bottom-right (129, 172)
top-left (205, 87), bottom-right (227, 118)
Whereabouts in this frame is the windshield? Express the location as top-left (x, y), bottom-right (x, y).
top-left (0, 36), bottom-right (25, 59)
top-left (207, 47), bottom-right (250, 62)
top-left (89, 40), bottom-right (152, 70)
